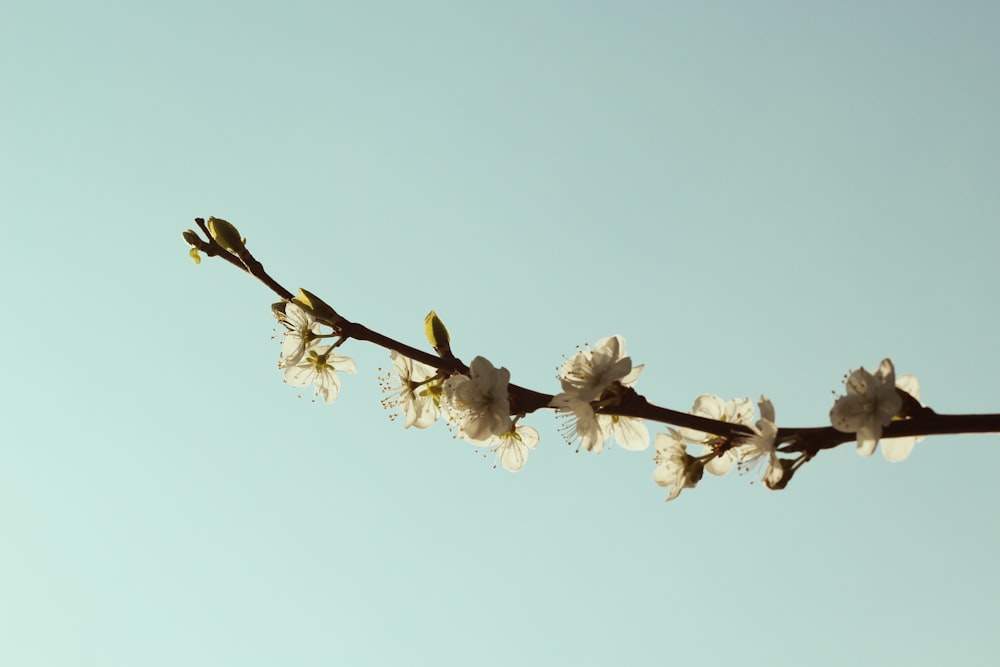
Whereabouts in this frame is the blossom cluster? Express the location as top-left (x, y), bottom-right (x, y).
top-left (277, 302), bottom-right (357, 403)
top-left (380, 334), bottom-right (654, 471)
top-left (653, 395), bottom-right (782, 502)
top-left (550, 335), bottom-right (649, 453)
top-left (651, 358), bottom-right (924, 501)
top-left (273, 297), bottom-right (924, 498)
top-left (378, 349), bottom-right (538, 472)
top-left (441, 356), bottom-right (540, 472)
top-left (183, 219), bottom-right (971, 504)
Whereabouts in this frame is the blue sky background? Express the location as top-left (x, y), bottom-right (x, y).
top-left (2, 1), bottom-right (999, 665)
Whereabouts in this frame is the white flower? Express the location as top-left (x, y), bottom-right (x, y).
top-left (277, 302), bottom-right (324, 367)
top-left (551, 394), bottom-right (650, 453)
top-left (652, 429), bottom-right (703, 502)
top-left (551, 394), bottom-right (606, 451)
top-left (381, 351), bottom-right (441, 429)
top-left (599, 413), bottom-right (650, 452)
top-left (444, 356), bottom-right (511, 443)
top-left (679, 395), bottom-right (754, 476)
top-left (557, 334), bottom-right (641, 402)
top-left (732, 396), bottom-right (783, 487)
top-left (475, 421), bottom-right (540, 472)
top-left (551, 335), bottom-right (648, 452)
top-left (284, 345), bottom-right (358, 403)
top-left (830, 358), bottom-right (903, 456)
top-left (881, 374), bottom-right (923, 462)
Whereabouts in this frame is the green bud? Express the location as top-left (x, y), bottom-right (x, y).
top-left (189, 247), bottom-right (201, 264)
top-left (424, 310), bottom-right (453, 358)
top-left (182, 229), bottom-right (201, 247)
top-left (207, 216), bottom-right (244, 254)
top-left (292, 288), bottom-right (341, 323)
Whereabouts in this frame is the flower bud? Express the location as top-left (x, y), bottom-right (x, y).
top-left (424, 310), bottom-right (453, 358)
top-left (182, 229), bottom-right (201, 247)
top-left (292, 288), bottom-right (341, 324)
top-left (765, 459), bottom-right (796, 490)
top-left (189, 247), bottom-right (201, 264)
top-left (207, 216), bottom-right (244, 254)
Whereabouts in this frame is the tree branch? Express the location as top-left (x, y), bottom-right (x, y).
top-left (183, 218), bottom-right (1000, 493)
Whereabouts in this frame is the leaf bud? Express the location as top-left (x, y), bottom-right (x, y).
top-left (207, 216), bottom-right (244, 254)
top-left (424, 310), bottom-right (453, 358)
top-left (292, 288), bottom-right (341, 324)
top-left (182, 229), bottom-right (201, 247)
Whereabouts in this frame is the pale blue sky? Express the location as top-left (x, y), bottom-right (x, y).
top-left (2, 2), bottom-right (999, 665)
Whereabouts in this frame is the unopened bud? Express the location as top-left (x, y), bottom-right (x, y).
top-left (765, 459), bottom-right (796, 490)
top-left (292, 288), bottom-right (341, 323)
top-left (182, 229), bottom-right (201, 247)
top-left (189, 247), bottom-right (201, 264)
top-left (424, 311), bottom-right (453, 358)
top-left (207, 216), bottom-right (244, 254)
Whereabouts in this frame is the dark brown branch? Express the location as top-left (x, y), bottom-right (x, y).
top-left (186, 220), bottom-right (552, 416)
top-left (191, 218), bottom-right (295, 301)
top-left (777, 413), bottom-right (1000, 457)
top-left (184, 218), bottom-right (1000, 455)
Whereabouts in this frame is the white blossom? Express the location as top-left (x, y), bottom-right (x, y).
top-left (380, 351), bottom-right (442, 429)
top-left (599, 413), bottom-right (650, 452)
top-left (475, 421), bottom-right (540, 473)
top-left (652, 429), bottom-right (703, 502)
top-left (284, 345), bottom-right (358, 403)
top-left (830, 358), bottom-right (903, 456)
top-left (679, 395), bottom-right (754, 476)
top-left (732, 396), bottom-right (783, 487)
top-left (278, 302), bottom-right (323, 367)
top-left (881, 374), bottom-right (923, 462)
top-left (557, 334), bottom-right (641, 402)
top-left (551, 335), bottom-right (648, 452)
top-left (551, 394), bottom-right (605, 452)
top-left (550, 395), bottom-right (650, 453)
top-left (444, 356), bottom-right (511, 443)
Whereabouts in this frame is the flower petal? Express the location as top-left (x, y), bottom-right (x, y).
top-left (896, 374), bottom-right (920, 400)
top-left (757, 396), bottom-right (775, 424)
top-left (604, 415), bottom-right (649, 451)
top-left (881, 437), bottom-right (916, 462)
top-left (856, 437), bottom-right (878, 457)
top-left (704, 450), bottom-right (734, 476)
top-left (499, 440), bottom-right (527, 472)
